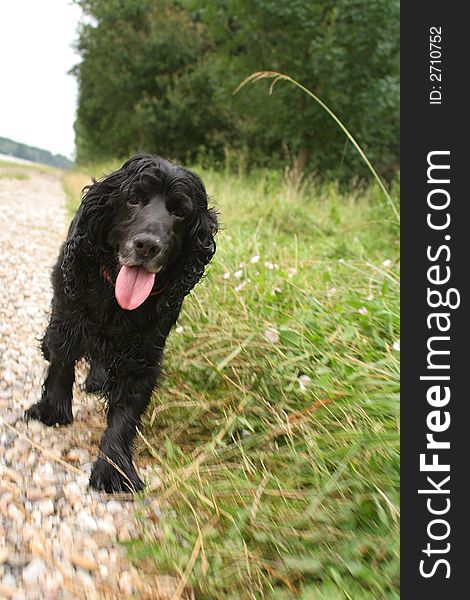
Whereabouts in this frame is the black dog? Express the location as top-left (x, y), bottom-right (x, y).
top-left (25, 154), bottom-right (218, 493)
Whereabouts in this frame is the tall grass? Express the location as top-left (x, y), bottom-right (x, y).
top-left (235, 71), bottom-right (399, 222)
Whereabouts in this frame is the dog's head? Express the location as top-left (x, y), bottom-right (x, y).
top-left (62, 154), bottom-right (218, 309)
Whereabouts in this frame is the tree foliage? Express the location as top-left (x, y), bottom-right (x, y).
top-left (72, 0), bottom-right (399, 179)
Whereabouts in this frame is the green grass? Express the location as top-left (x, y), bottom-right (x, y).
top-left (108, 167), bottom-right (399, 599)
top-left (62, 170), bottom-right (91, 214)
top-left (0, 169), bottom-right (30, 180)
top-left (0, 158), bottom-right (59, 174)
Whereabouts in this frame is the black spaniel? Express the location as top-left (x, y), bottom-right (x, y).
top-left (25, 154), bottom-right (218, 493)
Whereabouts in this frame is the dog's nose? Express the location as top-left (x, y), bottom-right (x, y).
top-left (133, 234), bottom-right (161, 258)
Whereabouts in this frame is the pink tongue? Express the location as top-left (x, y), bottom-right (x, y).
top-left (115, 265), bottom-right (156, 310)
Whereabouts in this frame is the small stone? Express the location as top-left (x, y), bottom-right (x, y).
top-left (38, 499), bottom-right (54, 516)
top-left (43, 572), bottom-right (61, 597)
top-left (97, 518), bottom-right (116, 536)
top-left (149, 500), bottom-right (162, 518)
top-left (70, 554), bottom-right (98, 571)
top-left (15, 440), bottom-right (30, 453)
top-left (63, 481), bottom-right (81, 501)
top-left (76, 512), bottom-right (97, 532)
top-left (56, 560), bottom-right (74, 580)
top-left (119, 570), bottom-right (134, 594)
top-left (44, 486), bottom-right (57, 499)
top-left (58, 523), bottom-right (72, 542)
top-left (22, 526), bottom-right (34, 542)
top-left (51, 444), bottom-right (63, 456)
top-left (76, 568), bottom-right (93, 588)
top-left (31, 510), bottom-right (41, 525)
top-left (0, 546), bottom-right (11, 565)
top-left (97, 548), bottom-right (108, 563)
top-left (30, 539), bottom-right (45, 558)
top-left (42, 520), bottom-right (53, 534)
top-left (148, 474), bottom-right (162, 489)
top-left (71, 501), bottom-right (83, 513)
top-left (26, 454), bottom-right (37, 467)
top-left (3, 412), bottom-right (20, 426)
top-left (41, 463), bottom-right (54, 477)
top-left (66, 448), bottom-right (88, 463)
top-left (26, 421), bottom-right (43, 434)
top-left (106, 500), bottom-right (122, 515)
top-left (118, 525), bottom-right (133, 542)
top-left (2, 369), bottom-right (13, 383)
top-left (1, 573), bottom-right (17, 597)
top-left (26, 488), bottom-right (46, 502)
top-left (264, 327), bottom-right (280, 344)
top-left (1, 467), bottom-right (21, 484)
top-left (7, 504), bottom-right (24, 524)
top-left (99, 565), bottom-right (109, 578)
top-left (22, 558), bottom-right (46, 586)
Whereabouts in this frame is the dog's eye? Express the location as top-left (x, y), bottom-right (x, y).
top-left (171, 206), bottom-right (185, 219)
top-left (127, 197), bottom-right (140, 207)
top-left (167, 200), bottom-right (186, 219)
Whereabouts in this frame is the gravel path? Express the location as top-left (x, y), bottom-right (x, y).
top-left (0, 170), bottom-right (166, 599)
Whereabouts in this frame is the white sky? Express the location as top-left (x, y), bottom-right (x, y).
top-left (0, 1), bottom-right (82, 159)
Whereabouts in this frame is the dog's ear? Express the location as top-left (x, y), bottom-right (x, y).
top-left (61, 226), bottom-right (93, 299)
top-left (79, 176), bottom-right (120, 250)
top-left (186, 170), bottom-right (218, 282)
top-left (61, 175), bottom-right (118, 300)
top-left (164, 170), bottom-right (218, 306)
top-left (187, 170), bottom-right (218, 263)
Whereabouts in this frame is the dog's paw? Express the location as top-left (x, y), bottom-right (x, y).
top-left (24, 401), bottom-right (73, 427)
top-left (89, 457), bottom-right (144, 494)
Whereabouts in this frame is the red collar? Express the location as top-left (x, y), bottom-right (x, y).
top-left (101, 267), bottom-right (169, 297)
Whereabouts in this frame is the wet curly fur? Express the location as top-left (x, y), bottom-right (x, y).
top-left (25, 155), bottom-right (218, 493)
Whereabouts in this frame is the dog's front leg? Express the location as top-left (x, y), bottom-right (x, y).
top-left (25, 316), bottom-right (80, 426)
top-left (89, 368), bottom-right (157, 493)
top-left (25, 358), bottom-right (75, 426)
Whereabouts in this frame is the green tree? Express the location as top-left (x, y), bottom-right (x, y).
top-left (72, 0), bottom-right (399, 180)
top-left (73, 0), bottom-right (225, 163)
top-left (190, 0), bottom-right (399, 178)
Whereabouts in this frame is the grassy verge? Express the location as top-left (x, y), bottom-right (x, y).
top-left (62, 165), bottom-right (399, 599)
top-left (0, 158), bottom-right (59, 174)
top-left (61, 161), bottom-right (122, 214)
top-left (0, 170), bottom-right (30, 180)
